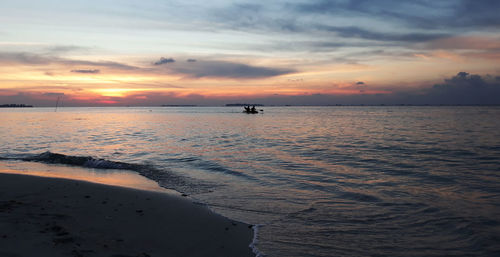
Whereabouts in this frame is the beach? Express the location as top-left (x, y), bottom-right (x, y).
top-left (0, 172), bottom-right (254, 257)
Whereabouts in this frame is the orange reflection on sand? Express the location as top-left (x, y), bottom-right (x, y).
top-left (0, 161), bottom-right (171, 194)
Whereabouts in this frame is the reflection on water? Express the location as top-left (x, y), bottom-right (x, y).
top-left (0, 160), bottom-right (170, 193)
top-left (1, 106), bottom-right (500, 256)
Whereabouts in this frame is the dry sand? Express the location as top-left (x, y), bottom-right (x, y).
top-left (0, 173), bottom-right (255, 257)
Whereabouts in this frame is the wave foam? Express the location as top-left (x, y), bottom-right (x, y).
top-left (22, 151), bottom-right (138, 170)
top-left (2, 151), bottom-right (216, 195)
top-left (250, 224), bottom-right (266, 257)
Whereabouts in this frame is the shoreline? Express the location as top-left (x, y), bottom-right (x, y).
top-left (0, 160), bottom-right (173, 193)
top-left (0, 172), bottom-right (255, 257)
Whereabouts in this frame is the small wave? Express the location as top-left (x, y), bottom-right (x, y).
top-left (200, 161), bottom-right (257, 180)
top-left (21, 151), bottom-right (143, 170)
top-left (2, 151), bottom-right (215, 195)
top-left (167, 156), bottom-right (258, 181)
top-left (339, 191), bottom-right (381, 202)
top-left (249, 224), bottom-right (266, 257)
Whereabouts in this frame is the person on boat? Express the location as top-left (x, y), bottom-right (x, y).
top-left (251, 105), bottom-right (256, 113)
top-left (244, 106), bottom-right (250, 112)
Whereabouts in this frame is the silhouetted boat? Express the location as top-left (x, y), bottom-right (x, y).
top-left (243, 106), bottom-right (263, 114)
top-left (243, 109), bottom-right (259, 114)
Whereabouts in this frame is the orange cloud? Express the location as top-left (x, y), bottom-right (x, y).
top-left (425, 36), bottom-right (500, 50)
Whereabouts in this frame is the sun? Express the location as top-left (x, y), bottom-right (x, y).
top-left (92, 88), bottom-right (142, 97)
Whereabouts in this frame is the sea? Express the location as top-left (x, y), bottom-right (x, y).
top-left (1, 106), bottom-right (500, 257)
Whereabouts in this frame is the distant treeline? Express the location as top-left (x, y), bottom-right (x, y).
top-left (223, 103), bottom-right (470, 107)
top-left (0, 104), bottom-right (33, 108)
top-left (226, 103), bottom-right (264, 106)
top-left (161, 105), bottom-right (197, 107)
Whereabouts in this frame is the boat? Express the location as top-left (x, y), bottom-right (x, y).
top-left (243, 106), bottom-right (260, 114)
top-left (243, 109), bottom-right (259, 114)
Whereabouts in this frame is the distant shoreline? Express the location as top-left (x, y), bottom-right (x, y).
top-left (3, 104), bottom-right (499, 108)
top-left (0, 104), bottom-right (33, 108)
top-left (160, 105), bottom-right (197, 107)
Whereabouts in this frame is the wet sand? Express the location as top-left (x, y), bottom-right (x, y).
top-left (0, 172), bottom-right (254, 257)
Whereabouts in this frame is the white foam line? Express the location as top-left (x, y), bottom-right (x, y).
top-left (250, 224), bottom-right (266, 257)
top-left (195, 200), bottom-right (267, 257)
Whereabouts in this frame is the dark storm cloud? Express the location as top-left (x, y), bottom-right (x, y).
top-left (71, 69), bottom-right (100, 74)
top-left (166, 60), bottom-right (295, 79)
top-left (417, 72), bottom-right (500, 105)
top-left (372, 72), bottom-right (500, 105)
top-left (153, 57), bottom-right (175, 65)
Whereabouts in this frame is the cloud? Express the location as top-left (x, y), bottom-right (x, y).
top-left (0, 51), bottom-right (139, 71)
top-left (2, 72), bottom-right (497, 106)
top-left (295, 0), bottom-right (500, 30)
top-left (215, 2), bottom-right (448, 42)
top-left (44, 45), bottom-right (88, 54)
top-left (417, 72), bottom-right (500, 105)
top-left (165, 60), bottom-right (295, 79)
top-left (200, 0), bottom-right (500, 59)
top-left (420, 36), bottom-right (500, 50)
top-left (234, 72), bottom-right (500, 105)
top-left (149, 56), bottom-right (295, 79)
top-left (0, 91), bottom-right (68, 107)
top-left (43, 92), bottom-right (65, 97)
top-left (317, 25), bottom-right (449, 43)
top-left (206, 1), bottom-right (459, 57)
top-left (71, 69), bottom-right (100, 74)
top-left (66, 60), bottom-right (138, 71)
top-left (342, 81), bottom-right (369, 93)
top-left (1, 51), bottom-right (294, 80)
top-left (451, 0), bottom-right (500, 28)
top-left (154, 57), bottom-right (175, 65)
top-left (213, 0), bottom-right (498, 52)
top-left (211, 3), bottom-right (267, 30)
top-left (0, 52), bottom-right (50, 65)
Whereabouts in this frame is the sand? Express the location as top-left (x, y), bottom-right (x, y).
top-left (0, 173), bottom-right (255, 257)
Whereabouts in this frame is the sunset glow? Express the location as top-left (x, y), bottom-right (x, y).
top-left (1, 0), bottom-right (499, 106)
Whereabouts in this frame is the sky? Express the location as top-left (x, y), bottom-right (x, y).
top-left (1, 0), bottom-right (499, 106)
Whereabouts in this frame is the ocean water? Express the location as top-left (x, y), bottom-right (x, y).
top-left (1, 106), bottom-right (500, 256)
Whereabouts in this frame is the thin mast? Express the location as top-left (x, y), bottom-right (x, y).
top-left (55, 96), bottom-right (61, 112)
